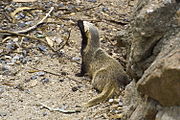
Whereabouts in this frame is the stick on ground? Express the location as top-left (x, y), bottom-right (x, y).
top-left (16, 7), bottom-right (54, 34)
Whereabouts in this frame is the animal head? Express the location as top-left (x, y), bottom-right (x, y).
top-left (77, 20), bottom-right (100, 55)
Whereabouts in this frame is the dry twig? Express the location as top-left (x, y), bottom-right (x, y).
top-left (0, 30), bottom-right (56, 52)
top-left (16, 7), bottom-right (54, 34)
top-left (40, 103), bottom-right (81, 114)
top-left (29, 66), bottom-right (83, 84)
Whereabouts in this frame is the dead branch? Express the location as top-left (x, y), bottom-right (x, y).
top-left (0, 30), bottom-right (56, 52)
top-left (29, 66), bottom-right (83, 85)
top-left (39, 103), bottom-right (81, 114)
top-left (16, 7), bottom-right (54, 34)
top-left (104, 18), bottom-right (129, 26)
top-left (0, 28), bottom-right (72, 56)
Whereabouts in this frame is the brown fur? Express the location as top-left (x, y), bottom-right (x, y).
top-left (77, 20), bottom-right (130, 107)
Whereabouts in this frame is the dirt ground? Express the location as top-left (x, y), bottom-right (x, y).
top-left (0, 0), bottom-right (137, 119)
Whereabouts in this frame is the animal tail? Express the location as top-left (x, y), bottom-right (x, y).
top-left (83, 83), bottom-right (115, 107)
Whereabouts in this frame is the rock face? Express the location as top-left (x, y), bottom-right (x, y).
top-left (122, 81), bottom-right (158, 120)
top-left (118, 0), bottom-right (180, 119)
top-left (127, 0), bottom-right (180, 79)
top-left (137, 49), bottom-right (180, 106)
top-left (155, 106), bottom-right (180, 120)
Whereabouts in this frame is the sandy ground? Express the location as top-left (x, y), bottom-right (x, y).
top-left (0, 0), bottom-right (137, 119)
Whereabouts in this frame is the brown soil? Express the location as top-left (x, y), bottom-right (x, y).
top-left (0, 0), bottom-right (137, 119)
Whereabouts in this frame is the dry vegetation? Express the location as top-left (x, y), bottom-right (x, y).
top-left (0, 0), bottom-right (137, 119)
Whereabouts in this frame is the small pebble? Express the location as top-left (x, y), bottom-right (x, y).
top-left (109, 99), bottom-right (114, 103)
top-left (59, 50), bottom-right (65, 55)
top-left (0, 112), bottom-right (7, 117)
top-left (67, 5), bottom-right (75, 11)
top-left (25, 21), bottom-right (33, 25)
top-left (36, 94), bottom-right (42, 99)
top-left (61, 72), bottom-right (68, 76)
top-left (101, 40), bottom-right (107, 43)
top-left (0, 49), bottom-right (3, 54)
top-left (114, 110), bottom-right (119, 114)
top-left (5, 6), bottom-right (13, 12)
top-left (31, 75), bottom-right (38, 80)
top-left (72, 86), bottom-right (79, 92)
top-left (58, 3), bottom-right (64, 7)
top-left (59, 79), bottom-right (64, 82)
top-left (15, 84), bottom-right (24, 91)
top-left (87, 0), bottom-right (97, 3)
top-left (102, 7), bottom-right (109, 12)
top-left (71, 57), bottom-right (80, 61)
top-left (0, 86), bottom-right (5, 94)
top-left (21, 57), bottom-right (28, 64)
top-left (41, 78), bottom-right (49, 84)
top-left (122, 18), bottom-right (128, 22)
top-left (0, 5), bottom-right (5, 9)
top-left (42, 112), bottom-right (48, 116)
top-left (0, 60), bottom-right (5, 64)
top-left (11, 55), bottom-right (22, 64)
top-left (1, 64), bottom-right (10, 71)
top-left (72, 86), bottom-right (81, 92)
top-left (22, 50), bottom-right (28, 56)
top-left (1, 64), bottom-right (12, 75)
top-left (16, 13), bottom-right (26, 19)
top-left (6, 41), bottom-right (16, 50)
top-left (18, 22), bottom-right (26, 28)
top-left (38, 45), bottom-right (47, 52)
top-left (36, 72), bottom-right (45, 76)
top-left (36, 34), bottom-right (45, 38)
top-left (119, 101), bottom-right (123, 106)
top-left (23, 37), bottom-right (30, 42)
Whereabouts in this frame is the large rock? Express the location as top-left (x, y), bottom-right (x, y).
top-left (137, 49), bottom-right (180, 106)
top-left (117, 0), bottom-right (180, 119)
top-left (155, 106), bottom-right (180, 120)
top-left (129, 99), bottom-right (157, 120)
top-left (127, 0), bottom-right (180, 79)
top-left (125, 0), bottom-right (180, 106)
top-left (122, 81), bottom-right (158, 120)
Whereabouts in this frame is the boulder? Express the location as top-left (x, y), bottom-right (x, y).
top-left (122, 81), bottom-right (158, 120)
top-left (124, 0), bottom-right (180, 106)
top-left (155, 106), bottom-right (180, 120)
top-left (129, 99), bottom-right (157, 120)
top-left (137, 49), bottom-right (180, 106)
top-left (126, 0), bottom-right (180, 79)
top-left (117, 0), bottom-right (180, 119)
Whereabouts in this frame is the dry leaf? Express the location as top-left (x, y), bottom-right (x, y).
top-left (2, 36), bottom-right (12, 43)
top-left (10, 7), bottom-right (33, 18)
top-left (2, 81), bottom-right (15, 87)
top-left (27, 69), bottom-right (40, 73)
top-left (110, 113), bottom-right (123, 119)
top-left (46, 37), bottom-right (54, 47)
top-left (70, 12), bottom-right (76, 16)
top-left (13, 0), bottom-right (37, 2)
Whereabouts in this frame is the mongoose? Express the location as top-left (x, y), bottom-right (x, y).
top-left (77, 20), bottom-right (130, 107)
